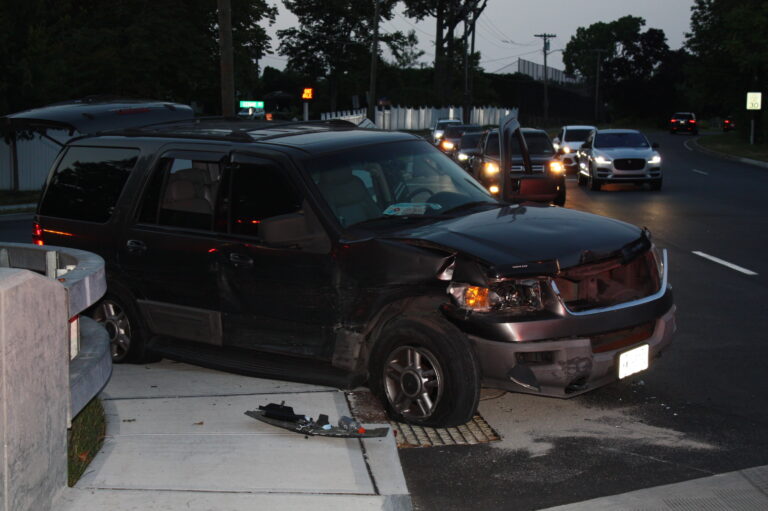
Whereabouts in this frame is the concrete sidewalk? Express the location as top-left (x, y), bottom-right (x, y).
top-left (58, 360), bottom-right (411, 511)
top-left (542, 465), bottom-right (768, 510)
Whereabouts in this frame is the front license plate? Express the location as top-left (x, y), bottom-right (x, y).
top-left (618, 344), bottom-right (649, 379)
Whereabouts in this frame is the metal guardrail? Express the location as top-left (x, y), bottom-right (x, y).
top-left (0, 242), bottom-right (110, 418)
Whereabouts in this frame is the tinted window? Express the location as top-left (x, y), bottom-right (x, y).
top-left (40, 146), bottom-right (138, 222)
top-left (521, 132), bottom-right (554, 155)
top-left (228, 164), bottom-right (302, 237)
top-left (486, 133), bottom-right (500, 156)
top-left (155, 158), bottom-right (221, 230)
top-left (672, 113), bottom-right (693, 120)
top-left (459, 133), bottom-right (482, 148)
top-left (564, 129), bottom-right (593, 141)
top-left (594, 132), bottom-right (650, 149)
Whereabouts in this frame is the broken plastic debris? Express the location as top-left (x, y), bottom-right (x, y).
top-left (245, 402), bottom-right (388, 438)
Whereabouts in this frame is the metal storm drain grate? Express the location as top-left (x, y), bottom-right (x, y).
top-left (345, 390), bottom-right (500, 448)
top-left (389, 414), bottom-right (500, 448)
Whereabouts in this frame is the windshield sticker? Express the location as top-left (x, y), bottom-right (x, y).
top-left (383, 203), bottom-right (442, 216)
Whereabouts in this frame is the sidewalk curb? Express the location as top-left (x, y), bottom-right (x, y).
top-left (0, 203), bottom-right (36, 213)
top-left (687, 137), bottom-right (768, 169)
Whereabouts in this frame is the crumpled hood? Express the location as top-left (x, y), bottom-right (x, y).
top-left (391, 204), bottom-right (643, 276)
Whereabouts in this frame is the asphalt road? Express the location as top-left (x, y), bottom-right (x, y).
top-left (2, 133), bottom-right (766, 510)
top-left (399, 133), bottom-right (768, 510)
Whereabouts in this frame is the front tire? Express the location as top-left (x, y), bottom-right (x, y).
top-left (370, 316), bottom-right (480, 427)
top-left (588, 165), bottom-right (602, 191)
top-left (89, 288), bottom-right (158, 363)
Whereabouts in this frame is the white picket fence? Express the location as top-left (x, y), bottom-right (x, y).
top-left (321, 106), bottom-right (514, 130)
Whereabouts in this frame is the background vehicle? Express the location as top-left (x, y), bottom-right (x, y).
top-left (553, 125), bottom-right (596, 174)
top-left (430, 118), bottom-right (461, 145)
top-left (454, 130), bottom-right (484, 170)
top-left (669, 112), bottom-right (698, 134)
top-left (471, 128), bottom-right (566, 205)
top-left (722, 116), bottom-right (736, 132)
top-left (437, 123), bottom-right (482, 156)
top-left (577, 129), bottom-right (662, 191)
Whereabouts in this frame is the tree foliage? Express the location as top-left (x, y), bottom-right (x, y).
top-left (563, 16), bottom-right (671, 118)
top-left (277, 0), bottom-right (422, 111)
top-left (0, 0), bottom-right (276, 115)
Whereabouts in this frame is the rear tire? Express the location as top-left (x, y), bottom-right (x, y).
top-left (369, 316), bottom-right (480, 427)
top-left (88, 287), bottom-right (159, 363)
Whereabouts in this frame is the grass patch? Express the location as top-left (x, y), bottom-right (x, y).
top-left (697, 132), bottom-right (768, 163)
top-left (0, 190), bottom-right (40, 206)
top-left (68, 397), bottom-right (106, 486)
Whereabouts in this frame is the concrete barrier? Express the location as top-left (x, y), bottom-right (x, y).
top-left (0, 243), bottom-right (110, 511)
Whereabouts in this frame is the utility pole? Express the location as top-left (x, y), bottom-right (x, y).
top-left (534, 33), bottom-right (556, 121)
top-left (218, 0), bottom-right (235, 117)
top-left (368, 0), bottom-right (382, 123)
top-left (590, 49), bottom-right (608, 123)
top-left (462, 14), bottom-right (471, 123)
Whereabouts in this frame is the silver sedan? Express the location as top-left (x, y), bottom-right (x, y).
top-left (577, 129), bottom-right (662, 191)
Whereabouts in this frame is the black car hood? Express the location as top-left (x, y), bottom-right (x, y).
top-left (387, 204), bottom-right (643, 277)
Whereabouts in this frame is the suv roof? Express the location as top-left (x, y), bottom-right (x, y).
top-left (79, 119), bottom-right (419, 153)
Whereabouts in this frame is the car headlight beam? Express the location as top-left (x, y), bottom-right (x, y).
top-left (647, 155), bottom-right (661, 164)
top-left (594, 155), bottom-right (612, 165)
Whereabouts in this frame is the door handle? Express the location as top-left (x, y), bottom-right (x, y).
top-left (229, 253), bottom-right (253, 266)
top-left (126, 239), bottom-right (147, 254)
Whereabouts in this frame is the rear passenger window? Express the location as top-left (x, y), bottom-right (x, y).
top-left (40, 146), bottom-right (138, 222)
top-left (139, 157), bottom-right (222, 231)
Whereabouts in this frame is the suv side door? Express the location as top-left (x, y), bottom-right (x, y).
top-left (119, 147), bottom-right (228, 346)
top-left (214, 153), bottom-right (335, 358)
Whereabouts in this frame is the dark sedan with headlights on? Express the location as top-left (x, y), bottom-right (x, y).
top-left (577, 129), bottom-right (663, 191)
top-left (470, 128), bottom-right (566, 206)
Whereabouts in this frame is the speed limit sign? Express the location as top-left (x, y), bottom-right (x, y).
top-left (747, 92), bottom-right (762, 110)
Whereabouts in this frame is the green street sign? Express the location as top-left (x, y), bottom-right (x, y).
top-left (239, 100), bottom-right (264, 109)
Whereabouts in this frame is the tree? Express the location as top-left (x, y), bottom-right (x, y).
top-left (278, 0), bottom-right (421, 112)
top-left (563, 16), bottom-right (670, 119)
top-left (686, 0), bottom-right (768, 122)
top-left (0, 0), bottom-right (277, 115)
top-left (403, 0), bottom-right (487, 105)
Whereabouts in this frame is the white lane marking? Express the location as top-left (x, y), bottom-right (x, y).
top-left (684, 140), bottom-right (694, 151)
top-left (692, 251), bottom-right (758, 276)
top-left (692, 169), bottom-right (708, 175)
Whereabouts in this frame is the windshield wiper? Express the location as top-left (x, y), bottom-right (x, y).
top-left (440, 201), bottom-right (501, 215)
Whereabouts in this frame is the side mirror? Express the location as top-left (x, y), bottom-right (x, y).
top-left (260, 211), bottom-right (329, 252)
top-left (652, 142), bottom-right (659, 149)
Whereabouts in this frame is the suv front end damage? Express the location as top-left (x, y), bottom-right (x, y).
top-left (441, 235), bottom-right (675, 397)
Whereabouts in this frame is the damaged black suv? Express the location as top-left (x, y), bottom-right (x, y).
top-left (35, 119), bottom-right (675, 427)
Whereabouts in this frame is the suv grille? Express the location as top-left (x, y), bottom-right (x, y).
top-left (554, 251), bottom-right (660, 312)
top-left (614, 158), bottom-right (645, 170)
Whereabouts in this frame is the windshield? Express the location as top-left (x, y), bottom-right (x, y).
top-left (487, 131), bottom-right (553, 156)
top-left (305, 140), bottom-right (497, 228)
top-left (564, 129), bottom-right (592, 142)
top-left (460, 133), bottom-right (482, 149)
top-left (594, 132), bottom-right (650, 149)
top-left (444, 125), bottom-right (481, 139)
top-left (436, 120), bottom-right (460, 130)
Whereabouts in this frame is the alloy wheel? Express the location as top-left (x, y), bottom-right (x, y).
top-left (383, 345), bottom-right (444, 420)
top-left (92, 299), bottom-right (132, 362)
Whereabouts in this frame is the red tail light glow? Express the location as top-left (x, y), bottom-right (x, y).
top-left (32, 222), bottom-right (44, 245)
top-left (689, 119), bottom-right (696, 123)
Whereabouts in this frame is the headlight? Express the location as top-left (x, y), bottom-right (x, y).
top-left (447, 280), bottom-right (545, 313)
top-left (647, 155), bottom-right (661, 164)
top-left (484, 162), bottom-right (500, 175)
top-left (434, 130), bottom-right (444, 139)
top-left (594, 155), bottom-right (612, 165)
top-left (489, 185), bottom-right (500, 194)
top-left (549, 161), bottom-right (565, 174)
top-left (458, 153), bottom-right (469, 161)
top-left (441, 140), bottom-right (455, 150)
top-left (562, 146), bottom-right (571, 154)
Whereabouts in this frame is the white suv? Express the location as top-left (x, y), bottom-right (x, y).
top-left (431, 118), bottom-right (461, 145)
top-left (553, 125), bottom-right (596, 174)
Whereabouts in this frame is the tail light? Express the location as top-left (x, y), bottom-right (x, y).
top-left (725, 120), bottom-right (731, 124)
top-left (32, 222), bottom-right (44, 246)
top-left (689, 119), bottom-right (696, 124)
top-left (669, 119), bottom-right (676, 123)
